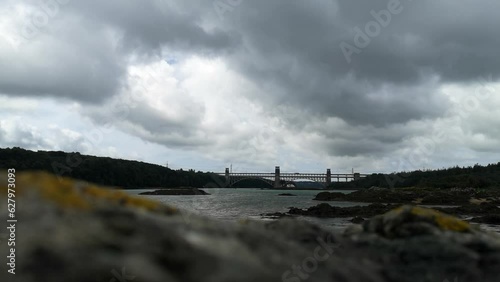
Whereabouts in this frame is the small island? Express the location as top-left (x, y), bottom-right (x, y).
top-left (139, 187), bottom-right (210, 195)
top-left (278, 193), bottom-right (297, 196)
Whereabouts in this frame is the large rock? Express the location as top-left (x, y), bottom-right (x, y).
top-left (314, 191), bottom-right (346, 201)
top-left (288, 203), bottom-right (400, 218)
top-left (354, 205), bottom-right (473, 238)
top-left (344, 206), bottom-right (500, 281)
top-left (1, 172), bottom-right (500, 282)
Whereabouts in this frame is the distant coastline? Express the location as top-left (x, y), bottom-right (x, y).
top-left (2, 147), bottom-right (500, 191)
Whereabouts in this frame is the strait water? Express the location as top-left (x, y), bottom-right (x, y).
top-left (126, 188), bottom-right (500, 233)
top-left (126, 188), bottom-right (365, 231)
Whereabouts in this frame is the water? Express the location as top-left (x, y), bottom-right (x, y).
top-left (125, 188), bottom-right (500, 233)
top-left (126, 188), bottom-right (366, 231)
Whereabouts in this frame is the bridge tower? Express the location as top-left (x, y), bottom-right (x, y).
top-left (326, 169), bottom-right (332, 186)
top-left (354, 173), bottom-right (361, 181)
top-left (274, 166), bottom-right (281, 188)
top-left (225, 168), bottom-right (230, 187)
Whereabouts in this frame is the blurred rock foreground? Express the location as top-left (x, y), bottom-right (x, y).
top-left (1, 172), bottom-right (500, 282)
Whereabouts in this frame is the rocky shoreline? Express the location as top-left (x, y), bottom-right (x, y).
top-left (314, 186), bottom-right (500, 205)
top-left (265, 187), bottom-right (500, 226)
top-left (2, 171), bottom-right (500, 282)
top-left (263, 203), bottom-right (399, 219)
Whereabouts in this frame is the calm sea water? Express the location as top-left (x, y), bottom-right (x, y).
top-left (125, 188), bottom-right (500, 233)
top-left (125, 188), bottom-right (365, 231)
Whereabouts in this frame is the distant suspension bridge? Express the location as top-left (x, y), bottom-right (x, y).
top-left (217, 166), bottom-right (367, 188)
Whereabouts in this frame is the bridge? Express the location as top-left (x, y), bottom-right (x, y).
top-left (218, 166), bottom-right (368, 188)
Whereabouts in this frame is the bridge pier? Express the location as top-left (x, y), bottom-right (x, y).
top-left (326, 169), bottom-right (331, 186)
top-left (225, 168), bottom-right (230, 187)
top-left (274, 166), bottom-right (281, 188)
top-left (354, 173), bottom-right (360, 181)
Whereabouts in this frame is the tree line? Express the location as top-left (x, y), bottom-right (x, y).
top-left (329, 163), bottom-right (500, 189)
top-left (0, 147), bottom-right (225, 189)
top-left (3, 147), bottom-right (499, 190)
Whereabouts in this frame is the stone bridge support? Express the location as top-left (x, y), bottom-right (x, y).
top-left (354, 173), bottom-right (360, 181)
top-left (274, 166), bottom-right (281, 188)
top-left (225, 168), bottom-right (230, 187)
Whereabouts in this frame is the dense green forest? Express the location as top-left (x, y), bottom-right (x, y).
top-left (0, 147), bottom-right (225, 188)
top-left (329, 163), bottom-right (500, 190)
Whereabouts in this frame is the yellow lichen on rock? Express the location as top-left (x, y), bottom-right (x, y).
top-left (388, 205), bottom-right (470, 232)
top-left (434, 214), bottom-right (470, 232)
top-left (1, 170), bottom-right (176, 214)
top-left (27, 171), bottom-right (92, 209)
top-left (413, 207), bottom-right (470, 232)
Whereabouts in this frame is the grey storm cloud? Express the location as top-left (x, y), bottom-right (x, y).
top-left (67, 0), bottom-right (238, 53)
top-left (219, 0), bottom-right (500, 126)
top-left (0, 0), bottom-right (236, 103)
top-left (4, 1), bottom-right (499, 107)
top-left (0, 29), bottom-right (124, 103)
top-left (2, 0), bottom-right (500, 160)
top-left (84, 100), bottom-right (211, 149)
top-left (0, 122), bottom-right (49, 149)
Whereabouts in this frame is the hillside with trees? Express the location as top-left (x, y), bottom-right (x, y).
top-left (329, 163), bottom-right (500, 190)
top-left (0, 147), bottom-right (224, 189)
top-left (3, 147), bottom-right (499, 190)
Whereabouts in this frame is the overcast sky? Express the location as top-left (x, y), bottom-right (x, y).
top-left (1, 0), bottom-right (499, 173)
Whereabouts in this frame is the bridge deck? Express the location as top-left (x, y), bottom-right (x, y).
top-left (217, 167), bottom-right (367, 187)
top-left (218, 172), bottom-right (368, 177)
